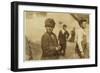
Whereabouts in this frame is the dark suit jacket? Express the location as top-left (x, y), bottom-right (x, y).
top-left (58, 30), bottom-right (69, 45)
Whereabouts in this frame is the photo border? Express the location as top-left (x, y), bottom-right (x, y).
top-left (11, 1), bottom-right (98, 72)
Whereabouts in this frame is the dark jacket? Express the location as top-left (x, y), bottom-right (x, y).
top-left (41, 32), bottom-right (59, 59)
top-left (58, 30), bottom-right (69, 45)
top-left (69, 30), bottom-right (75, 42)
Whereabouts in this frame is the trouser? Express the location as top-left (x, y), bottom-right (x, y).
top-left (59, 43), bottom-right (66, 56)
top-left (75, 42), bottom-right (89, 58)
top-left (81, 41), bottom-right (89, 58)
top-left (75, 43), bottom-right (84, 58)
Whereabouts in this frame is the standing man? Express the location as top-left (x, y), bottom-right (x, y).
top-left (58, 24), bottom-right (70, 56)
top-left (41, 18), bottom-right (60, 60)
top-left (75, 19), bottom-right (88, 58)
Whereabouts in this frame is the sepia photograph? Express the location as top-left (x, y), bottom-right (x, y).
top-left (24, 11), bottom-right (89, 60)
top-left (11, 2), bottom-right (97, 71)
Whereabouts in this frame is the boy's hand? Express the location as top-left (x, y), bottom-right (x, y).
top-left (56, 46), bottom-right (61, 50)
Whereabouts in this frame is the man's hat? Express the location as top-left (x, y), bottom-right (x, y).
top-left (45, 18), bottom-right (55, 28)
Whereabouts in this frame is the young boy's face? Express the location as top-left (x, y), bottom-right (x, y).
top-left (81, 21), bottom-right (87, 29)
top-left (46, 27), bottom-right (53, 33)
top-left (63, 26), bottom-right (67, 31)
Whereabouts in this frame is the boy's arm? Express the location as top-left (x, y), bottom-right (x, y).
top-left (68, 33), bottom-right (71, 40)
top-left (41, 35), bottom-right (49, 51)
top-left (77, 35), bottom-right (84, 57)
top-left (66, 30), bottom-right (71, 40)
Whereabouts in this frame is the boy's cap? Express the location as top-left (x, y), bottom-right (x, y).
top-left (63, 24), bottom-right (67, 27)
top-left (45, 18), bottom-right (55, 28)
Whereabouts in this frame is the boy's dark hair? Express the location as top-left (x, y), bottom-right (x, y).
top-left (45, 18), bottom-right (55, 28)
top-left (79, 19), bottom-right (87, 27)
top-left (63, 24), bottom-right (67, 28)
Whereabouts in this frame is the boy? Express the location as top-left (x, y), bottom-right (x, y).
top-left (75, 20), bottom-right (88, 58)
top-left (41, 18), bottom-right (60, 59)
top-left (58, 24), bottom-right (70, 56)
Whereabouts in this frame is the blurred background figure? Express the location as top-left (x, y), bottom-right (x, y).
top-left (69, 27), bottom-right (75, 42)
top-left (58, 24), bottom-right (70, 56)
